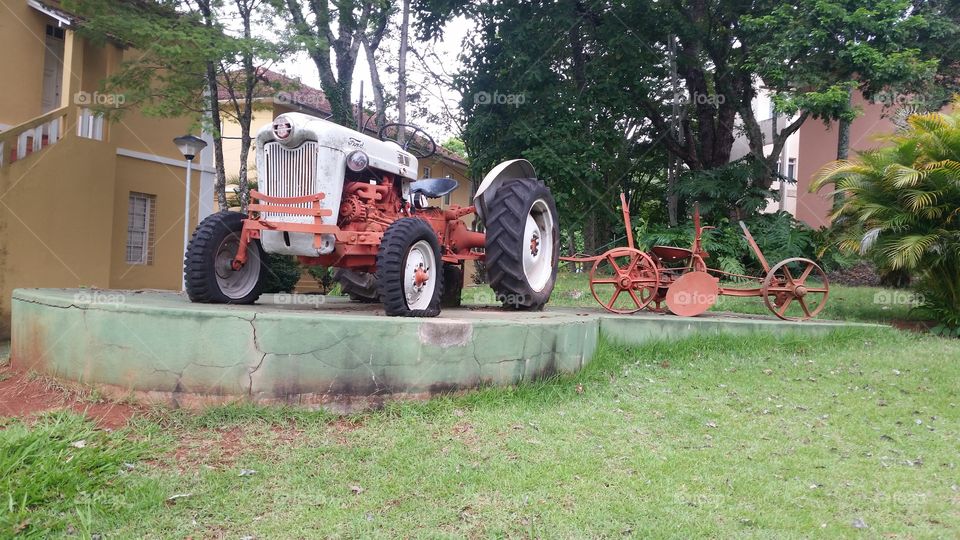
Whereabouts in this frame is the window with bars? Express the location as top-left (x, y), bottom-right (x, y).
top-left (443, 174), bottom-right (453, 205)
top-left (422, 166), bottom-right (431, 178)
top-left (126, 192), bottom-right (156, 265)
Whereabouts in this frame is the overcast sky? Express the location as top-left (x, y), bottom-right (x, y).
top-left (270, 14), bottom-right (473, 142)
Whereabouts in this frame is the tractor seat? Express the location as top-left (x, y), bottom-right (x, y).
top-left (410, 177), bottom-right (459, 198)
top-left (651, 245), bottom-right (693, 262)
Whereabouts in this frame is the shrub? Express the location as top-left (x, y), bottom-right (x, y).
top-left (307, 266), bottom-right (335, 293)
top-left (813, 104), bottom-right (960, 334)
top-left (638, 211), bottom-right (818, 277)
top-left (262, 254), bottom-right (302, 293)
top-left (811, 223), bottom-right (862, 272)
top-left (472, 260), bottom-right (487, 285)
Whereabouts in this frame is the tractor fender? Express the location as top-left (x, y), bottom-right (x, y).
top-left (472, 159), bottom-right (537, 221)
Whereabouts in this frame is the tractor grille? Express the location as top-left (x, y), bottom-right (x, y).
top-left (261, 141), bottom-right (318, 223)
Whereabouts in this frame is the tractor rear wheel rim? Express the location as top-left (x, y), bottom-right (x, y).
top-left (403, 239), bottom-right (436, 310)
top-left (523, 199), bottom-right (554, 293)
top-left (215, 237), bottom-right (260, 299)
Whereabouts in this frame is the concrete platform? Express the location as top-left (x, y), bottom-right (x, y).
top-left (10, 288), bottom-right (870, 411)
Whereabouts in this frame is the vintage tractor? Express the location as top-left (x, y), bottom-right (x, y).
top-left (183, 112), bottom-right (559, 317)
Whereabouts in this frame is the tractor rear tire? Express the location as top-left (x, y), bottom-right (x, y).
top-left (334, 268), bottom-right (379, 303)
top-left (184, 211), bottom-right (266, 304)
top-left (376, 218), bottom-right (444, 317)
top-left (484, 179), bottom-right (559, 310)
top-left (441, 264), bottom-right (464, 308)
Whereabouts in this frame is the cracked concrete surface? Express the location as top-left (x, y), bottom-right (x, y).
top-left (9, 288), bottom-right (870, 411)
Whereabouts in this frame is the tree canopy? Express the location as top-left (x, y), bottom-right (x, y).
top-left (425, 0), bottom-right (957, 249)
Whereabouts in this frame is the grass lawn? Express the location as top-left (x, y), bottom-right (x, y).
top-left (2, 276), bottom-right (958, 537)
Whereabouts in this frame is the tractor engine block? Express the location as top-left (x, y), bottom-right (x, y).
top-left (338, 179), bottom-right (403, 233)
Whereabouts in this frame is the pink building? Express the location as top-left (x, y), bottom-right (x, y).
top-left (794, 92), bottom-right (903, 228)
top-left (733, 89), bottom-right (941, 229)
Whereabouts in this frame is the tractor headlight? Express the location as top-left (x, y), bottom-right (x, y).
top-left (346, 150), bottom-right (369, 172)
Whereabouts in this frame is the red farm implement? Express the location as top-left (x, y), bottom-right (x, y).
top-left (561, 194), bottom-right (829, 321)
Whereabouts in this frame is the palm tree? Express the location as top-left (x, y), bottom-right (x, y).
top-left (812, 104), bottom-right (960, 333)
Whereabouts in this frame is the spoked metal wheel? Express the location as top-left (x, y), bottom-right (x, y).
top-left (761, 257), bottom-right (830, 321)
top-left (523, 199), bottom-right (555, 293)
top-left (589, 247), bottom-right (660, 314)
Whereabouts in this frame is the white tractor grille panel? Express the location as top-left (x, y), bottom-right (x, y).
top-left (262, 141), bottom-right (319, 223)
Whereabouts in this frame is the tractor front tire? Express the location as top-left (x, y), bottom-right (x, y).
top-left (376, 218), bottom-right (443, 317)
top-left (484, 179), bottom-right (559, 310)
top-left (184, 211), bottom-right (266, 304)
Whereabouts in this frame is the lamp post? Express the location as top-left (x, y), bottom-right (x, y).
top-left (173, 134), bottom-right (208, 291)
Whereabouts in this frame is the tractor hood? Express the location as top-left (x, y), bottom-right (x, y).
top-left (255, 112), bottom-right (419, 180)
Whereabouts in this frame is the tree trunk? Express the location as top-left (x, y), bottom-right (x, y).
top-left (325, 75), bottom-right (354, 127)
top-left (836, 91), bottom-right (852, 161)
top-left (667, 33), bottom-right (681, 226)
top-left (836, 118), bottom-right (851, 161)
top-left (834, 87), bottom-right (853, 209)
top-left (667, 156), bottom-right (679, 227)
top-left (237, 114), bottom-right (252, 211)
top-left (236, 3), bottom-right (254, 212)
top-left (195, 0), bottom-right (228, 211)
top-left (362, 39), bottom-right (387, 131)
top-left (583, 211), bottom-right (598, 255)
top-left (204, 62), bottom-right (228, 211)
top-left (397, 0), bottom-right (410, 142)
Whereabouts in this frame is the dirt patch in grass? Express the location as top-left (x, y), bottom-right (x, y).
top-left (0, 365), bottom-right (138, 429)
top-left (168, 423), bottom-right (314, 470)
top-left (171, 427), bottom-right (250, 469)
top-left (826, 261), bottom-right (882, 287)
top-left (326, 416), bottom-right (364, 445)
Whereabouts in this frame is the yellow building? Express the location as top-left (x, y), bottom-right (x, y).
top-left (0, 0), bottom-right (213, 337)
top-left (0, 6), bottom-right (474, 338)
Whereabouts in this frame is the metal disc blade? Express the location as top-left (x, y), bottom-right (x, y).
top-left (665, 271), bottom-right (719, 317)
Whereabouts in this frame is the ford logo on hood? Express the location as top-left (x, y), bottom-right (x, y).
top-left (272, 116), bottom-right (293, 140)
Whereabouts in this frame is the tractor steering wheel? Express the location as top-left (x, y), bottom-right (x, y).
top-left (378, 123), bottom-right (437, 159)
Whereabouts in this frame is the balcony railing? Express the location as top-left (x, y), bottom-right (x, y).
top-left (0, 106), bottom-right (68, 168)
top-left (0, 107), bottom-right (105, 169)
top-left (77, 107), bottom-right (105, 141)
